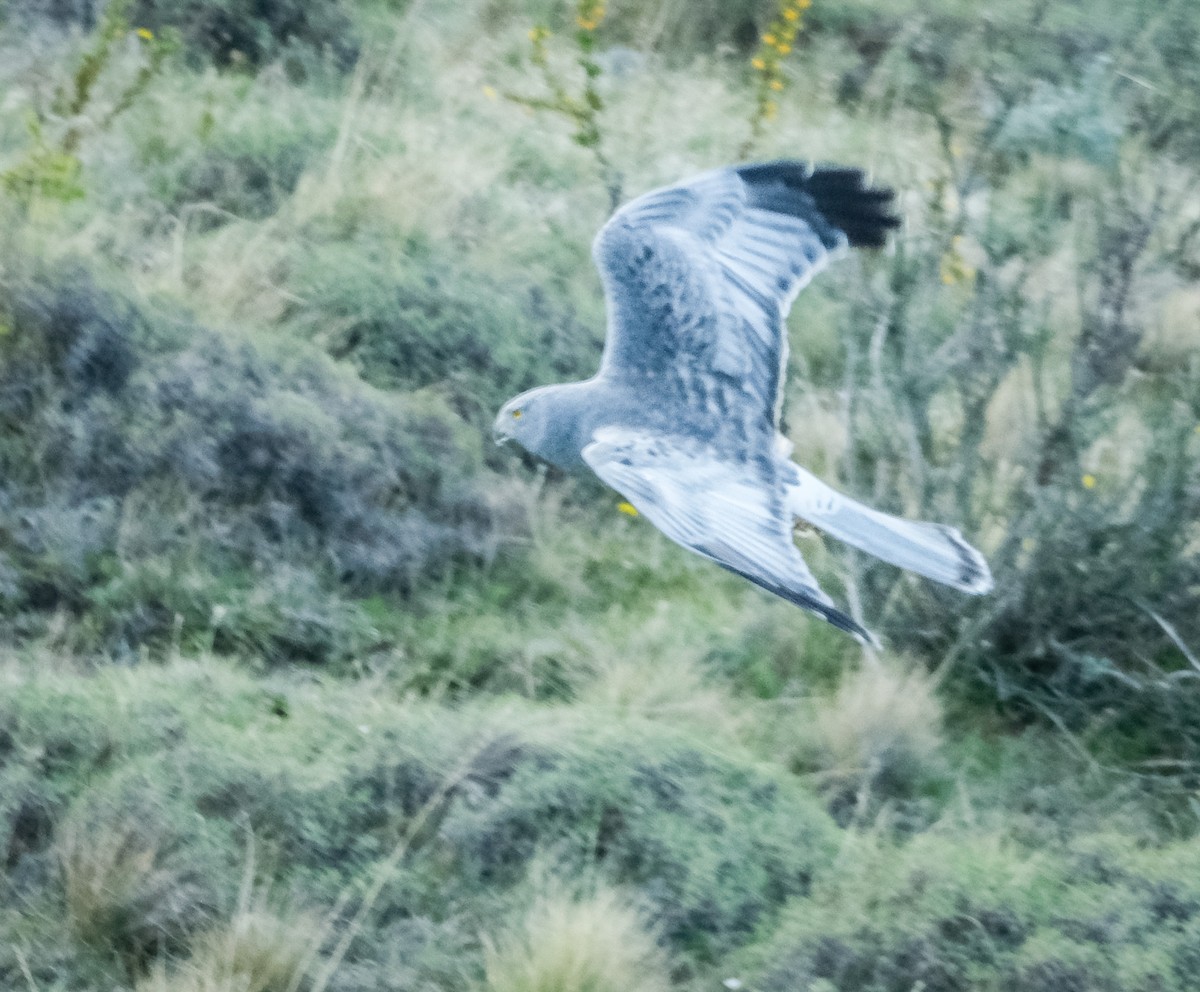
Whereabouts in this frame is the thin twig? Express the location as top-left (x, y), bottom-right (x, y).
top-left (1142, 604), bottom-right (1200, 674)
top-left (1027, 695), bottom-right (1101, 771)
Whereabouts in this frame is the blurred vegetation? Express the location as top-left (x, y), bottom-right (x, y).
top-left (1, 0), bottom-right (177, 206)
top-left (0, 0), bottom-right (1197, 988)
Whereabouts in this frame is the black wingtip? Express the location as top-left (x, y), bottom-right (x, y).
top-left (719, 558), bottom-right (880, 646)
top-left (807, 597), bottom-right (881, 649)
top-left (940, 525), bottom-right (995, 595)
top-left (736, 159), bottom-right (901, 250)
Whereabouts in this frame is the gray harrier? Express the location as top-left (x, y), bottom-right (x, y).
top-left (493, 161), bottom-right (992, 644)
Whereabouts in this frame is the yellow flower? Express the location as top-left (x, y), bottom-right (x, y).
top-left (770, 79), bottom-right (784, 90)
top-left (617, 501), bottom-right (639, 517)
top-left (136, 27), bottom-right (154, 40)
top-left (783, 8), bottom-right (799, 20)
top-left (482, 85), bottom-right (498, 100)
top-left (751, 57), bottom-right (766, 70)
top-left (577, 17), bottom-right (596, 28)
top-left (1082, 474), bottom-right (1097, 489)
top-left (763, 100), bottom-right (778, 119)
top-left (776, 43), bottom-right (791, 54)
top-left (763, 33), bottom-right (777, 45)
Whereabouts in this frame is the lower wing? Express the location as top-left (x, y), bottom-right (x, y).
top-left (582, 427), bottom-right (878, 646)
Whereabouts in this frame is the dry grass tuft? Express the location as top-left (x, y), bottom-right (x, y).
top-left (59, 811), bottom-right (207, 968)
top-left (60, 818), bottom-right (161, 945)
top-left (483, 883), bottom-right (671, 992)
top-left (815, 660), bottom-right (945, 792)
top-left (135, 902), bottom-right (322, 992)
top-left (560, 600), bottom-right (746, 738)
top-left (575, 642), bottom-right (743, 738)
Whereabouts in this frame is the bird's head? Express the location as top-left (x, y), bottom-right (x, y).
top-left (493, 383), bottom-right (589, 469)
top-left (493, 386), bottom-right (551, 454)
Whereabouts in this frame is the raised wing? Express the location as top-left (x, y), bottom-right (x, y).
top-left (582, 426), bottom-right (878, 645)
top-left (592, 161), bottom-right (898, 430)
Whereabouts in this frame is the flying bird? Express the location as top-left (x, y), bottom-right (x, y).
top-left (493, 161), bottom-right (992, 644)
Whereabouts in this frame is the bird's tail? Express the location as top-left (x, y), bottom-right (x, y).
top-left (784, 465), bottom-right (993, 594)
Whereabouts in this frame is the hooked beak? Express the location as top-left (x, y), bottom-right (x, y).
top-left (492, 416), bottom-right (513, 447)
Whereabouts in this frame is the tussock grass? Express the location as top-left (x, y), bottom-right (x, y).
top-left (58, 808), bottom-right (211, 969)
top-left (574, 640), bottom-right (743, 738)
top-left (136, 861), bottom-right (323, 992)
top-left (59, 816), bottom-right (163, 946)
top-left (815, 659), bottom-right (945, 788)
top-left (483, 882), bottom-right (670, 992)
top-left (137, 906), bottom-right (321, 992)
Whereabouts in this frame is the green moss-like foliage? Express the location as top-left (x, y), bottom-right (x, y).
top-left (91, 714), bottom-right (837, 965)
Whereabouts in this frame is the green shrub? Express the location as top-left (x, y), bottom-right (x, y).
top-left (284, 234), bottom-right (604, 428)
top-left (58, 804), bottom-right (219, 973)
top-left (801, 22), bottom-right (1200, 772)
top-left (810, 0), bottom-right (1199, 164)
top-left (0, 663), bottom-right (122, 898)
top-left (442, 717), bottom-right (839, 964)
top-left (165, 118), bottom-right (330, 225)
top-left (0, 658), bottom-right (839, 981)
top-left (994, 60), bottom-right (1123, 166)
top-left (739, 832), bottom-right (1200, 992)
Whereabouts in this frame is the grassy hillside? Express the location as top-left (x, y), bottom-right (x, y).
top-left (0, 0), bottom-right (1198, 989)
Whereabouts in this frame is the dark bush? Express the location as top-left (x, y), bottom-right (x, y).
top-left (0, 0), bottom-right (358, 73)
top-left (0, 262), bottom-right (503, 660)
top-left (168, 136), bottom-right (314, 223)
top-left (0, 0), bottom-right (100, 30)
top-left (128, 0), bottom-right (359, 72)
top-left (602, 0), bottom-right (776, 55)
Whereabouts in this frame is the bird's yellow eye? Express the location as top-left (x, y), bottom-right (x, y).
top-left (512, 409), bottom-right (522, 420)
